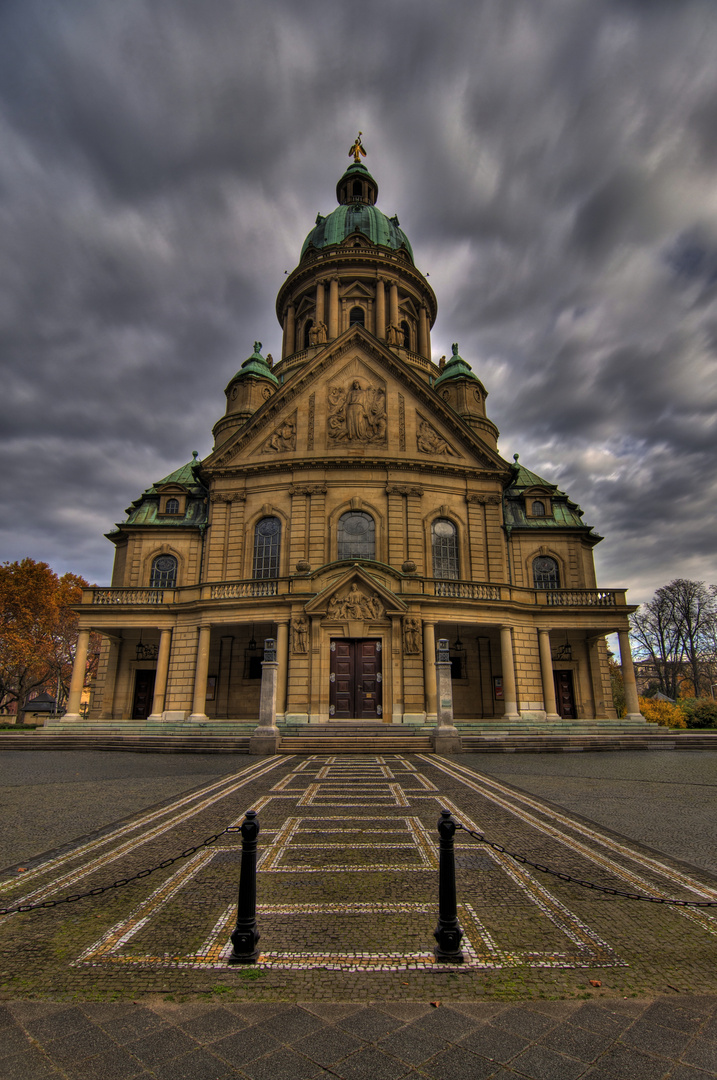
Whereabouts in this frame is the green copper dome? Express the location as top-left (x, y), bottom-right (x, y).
top-left (301, 205), bottom-right (414, 261)
top-left (235, 341), bottom-right (279, 386)
top-left (301, 161), bottom-right (414, 261)
top-left (434, 343), bottom-right (479, 388)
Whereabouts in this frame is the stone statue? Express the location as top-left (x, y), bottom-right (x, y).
top-left (403, 616), bottom-right (422, 654)
top-left (309, 321), bottom-right (327, 346)
top-left (417, 419), bottom-right (456, 457)
top-left (327, 378), bottom-right (387, 445)
top-left (291, 617), bottom-right (309, 653)
top-left (386, 324), bottom-right (402, 347)
top-left (263, 415), bottom-right (296, 454)
top-left (327, 593), bottom-right (347, 620)
top-left (349, 132), bottom-right (366, 163)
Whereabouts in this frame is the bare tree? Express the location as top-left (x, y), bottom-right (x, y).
top-left (630, 579), bottom-right (717, 698)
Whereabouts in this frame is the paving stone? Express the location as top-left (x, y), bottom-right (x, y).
top-left (421, 1044), bottom-right (498, 1079)
top-left (539, 1021), bottom-right (618, 1062)
top-left (98, 1007), bottom-right (168, 1043)
top-left (641, 1000), bottom-right (710, 1033)
top-left (668, 1065), bottom-right (717, 1080)
top-left (212, 1026), bottom-right (281, 1066)
top-left (175, 1006), bottom-right (248, 1042)
top-left (0, 1048), bottom-right (63, 1080)
top-left (457, 1021), bottom-right (528, 1062)
top-left (569, 1003), bottom-right (635, 1038)
top-left (298, 1003), bottom-right (365, 1022)
top-left (377, 1002), bottom-right (434, 1021)
top-left (336, 1005), bottom-right (404, 1041)
top-left (292, 1025), bottom-right (365, 1066)
top-left (149, 1047), bottom-right (238, 1080)
top-left (43, 1025), bottom-right (118, 1066)
top-left (376, 1024), bottom-right (449, 1064)
top-left (0, 1024), bottom-right (35, 1059)
top-left (588, 1043), bottom-right (672, 1078)
top-left (620, 1018), bottom-right (694, 1057)
top-left (62, 1045), bottom-right (149, 1080)
top-left (681, 1038), bottom-right (717, 1072)
top-left (491, 1006), bottom-right (558, 1040)
top-left (508, 1043), bottom-right (586, 1080)
top-left (250, 1004), bottom-right (327, 1043)
top-left (21, 1005), bottom-right (97, 1042)
top-left (122, 1025), bottom-right (201, 1068)
top-left (401, 1005), bottom-right (477, 1043)
top-left (240, 1046), bottom-right (329, 1080)
top-left (332, 1046), bottom-right (415, 1080)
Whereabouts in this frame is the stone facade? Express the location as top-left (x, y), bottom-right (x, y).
top-left (64, 149), bottom-right (642, 728)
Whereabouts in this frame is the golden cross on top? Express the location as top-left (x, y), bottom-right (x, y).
top-left (349, 132), bottom-right (366, 163)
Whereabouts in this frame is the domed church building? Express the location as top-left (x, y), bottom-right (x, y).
top-left (64, 138), bottom-right (645, 748)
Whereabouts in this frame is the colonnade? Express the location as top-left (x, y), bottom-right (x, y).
top-left (282, 277), bottom-right (431, 360)
top-left (62, 617), bottom-right (642, 723)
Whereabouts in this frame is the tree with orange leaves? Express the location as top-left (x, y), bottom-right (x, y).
top-left (0, 559), bottom-right (99, 721)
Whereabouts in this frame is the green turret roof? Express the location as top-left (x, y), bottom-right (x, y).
top-left (111, 452), bottom-right (208, 531)
top-left (434, 343), bottom-right (479, 388)
top-left (503, 455), bottom-right (603, 540)
top-left (235, 342), bottom-right (279, 386)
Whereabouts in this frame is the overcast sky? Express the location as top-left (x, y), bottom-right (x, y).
top-left (1, 0), bottom-right (716, 603)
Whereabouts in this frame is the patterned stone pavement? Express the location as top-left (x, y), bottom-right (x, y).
top-left (1, 751), bottom-right (717, 1078)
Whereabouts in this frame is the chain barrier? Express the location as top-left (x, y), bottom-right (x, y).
top-left (454, 822), bottom-right (717, 908)
top-left (0, 825), bottom-right (242, 916)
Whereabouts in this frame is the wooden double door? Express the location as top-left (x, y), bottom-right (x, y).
top-left (554, 670), bottom-right (576, 719)
top-left (329, 639), bottom-right (382, 719)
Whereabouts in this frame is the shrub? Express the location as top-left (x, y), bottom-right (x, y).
top-left (679, 697), bottom-right (717, 729)
top-left (638, 696), bottom-right (687, 729)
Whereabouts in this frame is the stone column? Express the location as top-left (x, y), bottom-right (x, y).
top-left (389, 282), bottom-right (399, 329)
top-left (423, 620), bottom-right (437, 722)
top-left (251, 638), bottom-right (280, 753)
top-left (276, 618), bottom-right (290, 720)
top-left (538, 629), bottom-right (560, 720)
top-left (618, 630), bottom-right (643, 720)
top-left (315, 281), bottom-right (325, 326)
top-left (149, 629), bottom-right (173, 721)
top-left (328, 277), bottom-right (339, 339)
top-left (285, 303), bottom-right (295, 356)
top-left (375, 279), bottom-right (386, 340)
top-left (418, 305), bottom-right (429, 359)
top-left (99, 637), bottom-right (121, 719)
top-left (189, 625), bottom-right (212, 722)
top-left (62, 628), bottom-right (90, 722)
top-left (433, 637), bottom-right (461, 753)
top-left (499, 625), bottom-right (521, 720)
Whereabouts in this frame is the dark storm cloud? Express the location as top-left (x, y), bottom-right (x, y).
top-left (1, 0), bottom-right (715, 599)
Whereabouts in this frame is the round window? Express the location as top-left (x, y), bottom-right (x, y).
top-left (154, 556), bottom-right (176, 572)
top-left (433, 520), bottom-right (455, 537)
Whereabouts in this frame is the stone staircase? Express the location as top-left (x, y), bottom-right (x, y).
top-left (279, 723), bottom-right (433, 755)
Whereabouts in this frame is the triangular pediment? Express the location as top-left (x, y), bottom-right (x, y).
top-left (203, 325), bottom-right (510, 475)
top-left (340, 279), bottom-right (375, 300)
top-left (304, 565), bottom-right (407, 616)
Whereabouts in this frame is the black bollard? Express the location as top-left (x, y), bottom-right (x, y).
top-left (433, 808), bottom-right (464, 963)
top-left (228, 810), bottom-right (261, 964)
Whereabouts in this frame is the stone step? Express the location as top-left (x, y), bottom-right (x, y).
top-left (280, 737), bottom-right (434, 754)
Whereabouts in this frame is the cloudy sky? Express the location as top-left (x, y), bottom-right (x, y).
top-left (1, 0), bottom-right (716, 602)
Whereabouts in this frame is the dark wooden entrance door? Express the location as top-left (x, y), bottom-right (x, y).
top-left (329, 639), bottom-right (382, 719)
top-left (132, 670), bottom-right (156, 720)
top-left (554, 670), bottom-right (576, 719)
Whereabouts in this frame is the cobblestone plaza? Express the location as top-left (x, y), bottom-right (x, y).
top-left (1, 749), bottom-right (717, 1078)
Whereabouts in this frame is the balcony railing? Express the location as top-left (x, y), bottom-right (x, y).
top-left (84, 579), bottom-right (626, 609)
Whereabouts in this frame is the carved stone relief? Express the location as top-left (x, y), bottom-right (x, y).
top-left (291, 617), bottom-right (309, 654)
top-left (416, 415), bottom-right (458, 457)
top-left (327, 377), bottom-right (387, 445)
top-left (262, 412), bottom-right (297, 454)
top-left (403, 616), bottom-right (422, 655)
top-left (326, 581), bottom-right (385, 621)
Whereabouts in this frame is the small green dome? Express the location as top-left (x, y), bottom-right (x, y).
top-left (434, 342), bottom-right (479, 388)
top-left (236, 341), bottom-right (279, 386)
top-left (301, 204), bottom-right (413, 261)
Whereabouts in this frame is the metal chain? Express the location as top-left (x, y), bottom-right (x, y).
top-left (454, 822), bottom-right (717, 908)
top-left (0, 825), bottom-right (242, 916)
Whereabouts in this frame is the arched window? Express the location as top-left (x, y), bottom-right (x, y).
top-left (533, 556), bottom-right (559, 590)
top-left (150, 554), bottom-right (177, 588)
top-left (432, 519), bottom-right (459, 579)
top-left (303, 319), bottom-right (313, 349)
top-left (531, 500), bottom-right (545, 517)
top-left (253, 517), bottom-right (281, 579)
top-left (165, 498), bottom-right (180, 514)
top-left (338, 511), bottom-right (375, 561)
top-left (401, 320), bottom-right (410, 348)
top-left (352, 179), bottom-right (363, 198)
top-left (349, 306), bottom-right (365, 328)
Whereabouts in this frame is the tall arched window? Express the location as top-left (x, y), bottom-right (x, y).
top-left (338, 511), bottom-right (375, 561)
top-left (531, 500), bottom-right (545, 517)
top-left (165, 498), bottom-right (180, 515)
top-left (352, 179), bottom-right (363, 198)
top-left (432, 519), bottom-right (459, 579)
top-left (303, 319), bottom-right (313, 349)
top-left (401, 320), bottom-right (411, 348)
top-left (253, 517), bottom-right (281, 578)
top-left (533, 556), bottom-right (559, 590)
top-left (349, 306), bottom-right (365, 327)
top-left (150, 554), bottom-right (177, 588)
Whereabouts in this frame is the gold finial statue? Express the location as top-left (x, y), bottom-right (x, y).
top-left (349, 132), bottom-right (366, 163)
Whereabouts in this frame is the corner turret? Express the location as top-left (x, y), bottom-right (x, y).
top-left (213, 342), bottom-right (279, 448)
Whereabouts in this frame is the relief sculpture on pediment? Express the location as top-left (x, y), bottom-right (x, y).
top-left (327, 378), bottom-right (387, 445)
top-left (416, 415), bottom-right (458, 457)
top-left (326, 582), bottom-right (384, 621)
top-left (262, 412), bottom-right (297, 454)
